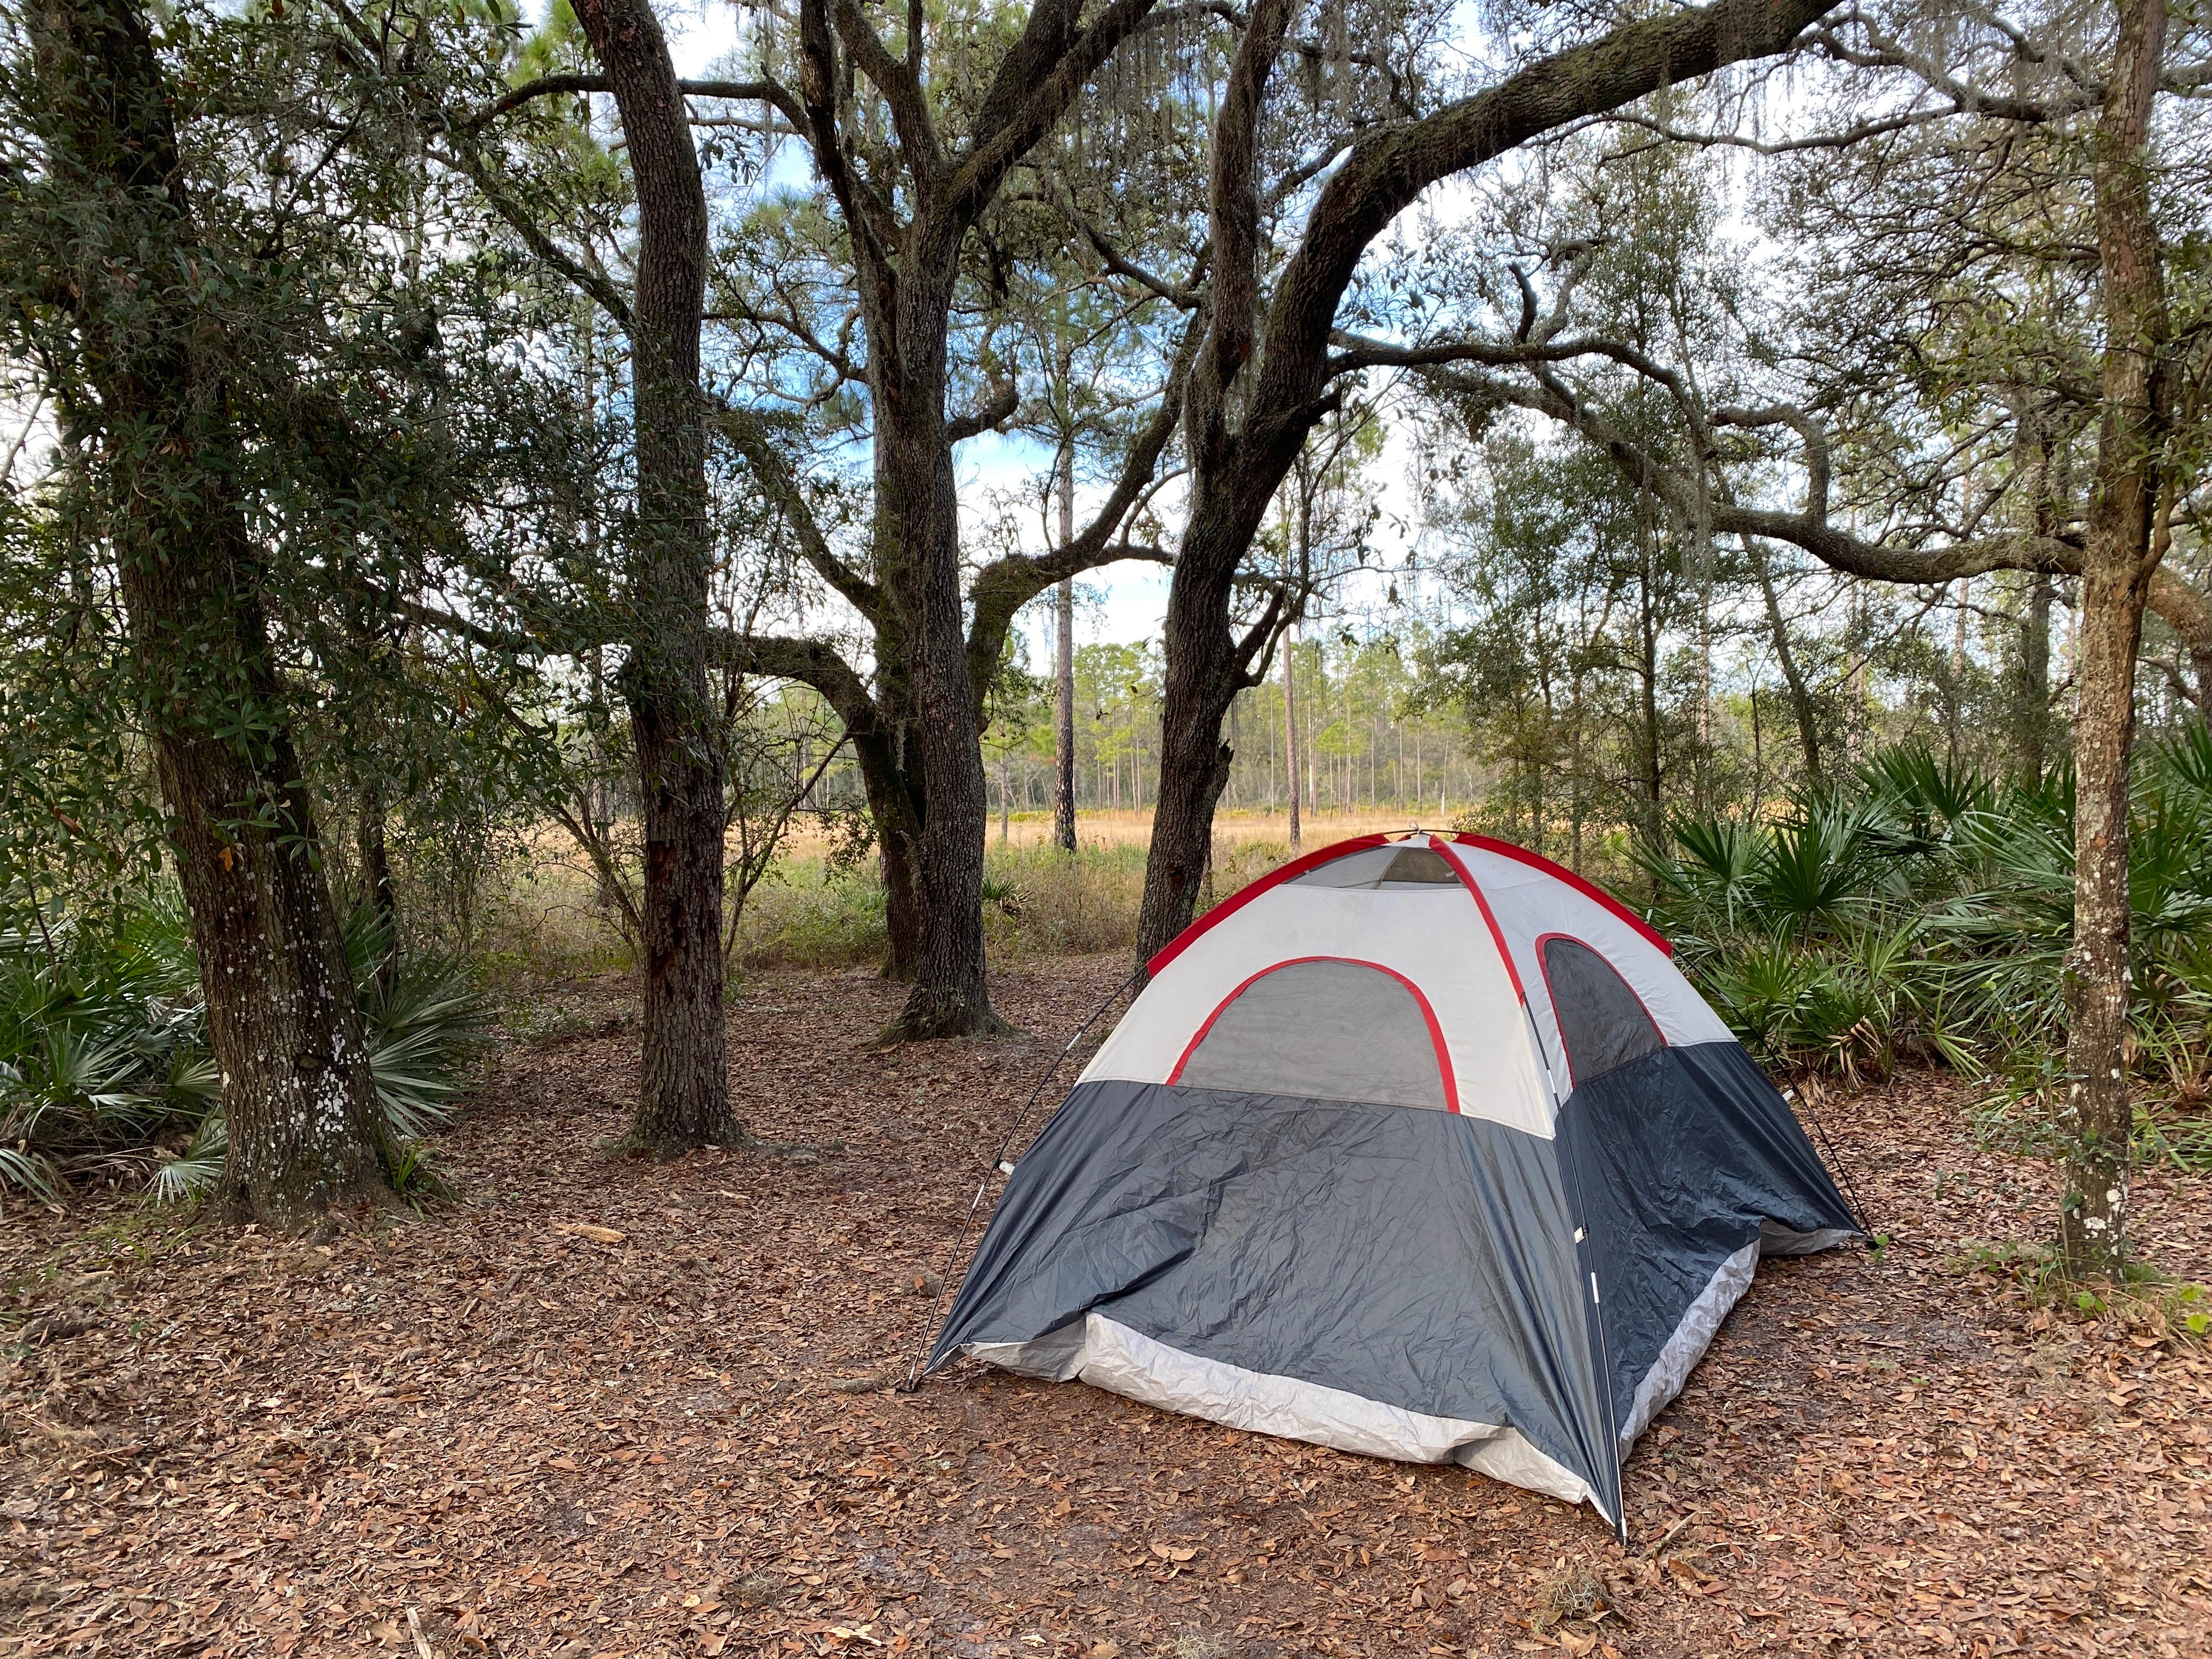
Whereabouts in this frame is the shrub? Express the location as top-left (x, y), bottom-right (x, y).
top-left (1641, 737), bottom-right (2212, 1160)
top-left (0, 891), bottom-right (484, 1204)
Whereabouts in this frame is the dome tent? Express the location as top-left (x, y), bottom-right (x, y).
top-left (926, 832), bottom-right (1859, 1535)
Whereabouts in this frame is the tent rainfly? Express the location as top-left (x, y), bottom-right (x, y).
top-left (926, 832), bottom-right (1860, 1535)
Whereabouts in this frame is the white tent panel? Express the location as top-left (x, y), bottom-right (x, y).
top-left (1078, 860), bottom-right (1556, 1137)
top-left (1443, 841), bottom-right (1733, 1088)
top-left (968, 1312), bottom-right (1600, 1510)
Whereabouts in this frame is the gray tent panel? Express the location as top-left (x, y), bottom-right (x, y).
top-left (1542, 936), bottom-right (1666, 1085)
top-left (1174, 960), bottom-right (1449, 1110)
top-left (1558, 1041), bottom-right (1860, 1442)
top-left (1290, 845), bottom-right (1462, 888)
top-left (928, 1079), bottom-right (1609, 1501)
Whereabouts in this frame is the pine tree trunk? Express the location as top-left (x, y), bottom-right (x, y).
top-left (1284, 626), bottom-right (1302, 850)
top-left (2018, 576), bottom-right (2056, 776)
top-left (2059, 0), bottom-right (2171, 1276)
top-left (1053, 453), bottom-right (1078, 852)
top-left (1637, 543), bottom-right (1664, 850)
top-left (573, 0), bottom-right (733, 1154)
top-left (32, 0), bottom-right (393, 1226)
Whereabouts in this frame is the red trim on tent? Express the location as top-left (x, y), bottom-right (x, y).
top-left (1143, 833), bottom-right (1399, 976)
top-left (1167, 955), bottom-right (1460, 1114)
top-left (1445, 834), bottom-right (1674, 957)
top-left (1429, 839), bottom-right (1529, 1004)
top-left (1531, 930), bottom-right (1668, 1090)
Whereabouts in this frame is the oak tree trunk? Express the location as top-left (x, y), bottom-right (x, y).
top-left (861, 731), bottom-right (928, 982)
top-left (2058, 0), bottom-right (2170, 1275)
top-left (32, 0), bottom-right (393, 1225)
top-left (879, 379), bottom-right (1006, 1039)
top-left (574, 0), bottom-right (733, 1153)
top-left (1136, 497), bottom-right (1269, 967)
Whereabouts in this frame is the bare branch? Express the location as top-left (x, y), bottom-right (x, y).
top-left (1597, 103), bottom-right (1955, 155)
top-left (702, 395), bottom-right (883, 617)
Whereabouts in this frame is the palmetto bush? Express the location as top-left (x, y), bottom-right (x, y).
top-left (1, 893), bottom-right (485, 1204)
top-left (1642, 736), bottom-right (2212, 1125)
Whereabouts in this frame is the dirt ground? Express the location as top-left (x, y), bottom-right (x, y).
top-left (3, 954), bottom-right (2209, 1659)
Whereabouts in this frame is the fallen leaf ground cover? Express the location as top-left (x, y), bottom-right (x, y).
top-left (2, 955), bottom-right (2208, 1658)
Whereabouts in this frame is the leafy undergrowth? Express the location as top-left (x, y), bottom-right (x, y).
top-left (1, 959), bottom-right (2209, 1658)
top-left (0, 898), bottom-right (485, 1204)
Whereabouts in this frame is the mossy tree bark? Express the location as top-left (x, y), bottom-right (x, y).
top-left (2058, 0), bottom-right (2174, 1276)
top-left (572, 0), bottom-right (734, 1154)
top-left (29, 0), bottom-right (393, 1224)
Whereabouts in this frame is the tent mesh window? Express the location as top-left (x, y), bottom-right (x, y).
top-left (1290, 845), bottom-right (1461, 889)
top-left (1174, 959), bottom-right (1449, 1110)
top-left (1541, 936), bottom-right (1665, 1086)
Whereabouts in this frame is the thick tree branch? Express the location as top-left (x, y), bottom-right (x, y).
top-left (946, 382), bottom-right (1020, 443)
top-left (797, 0), bottom-right (900, 314)
top-left (709, 631), bottom-right (877, 733)
top-left (833, 0), bottom-right (944, 185)
top-left (1714, 402), bottom-right (1831, 522)
top-left (1254, 0), bottom-right (1839, 435)
top-left (949, 0), bottom-right (1175, 226)
top-left (1190, 0), bottom-right (1296, 469)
